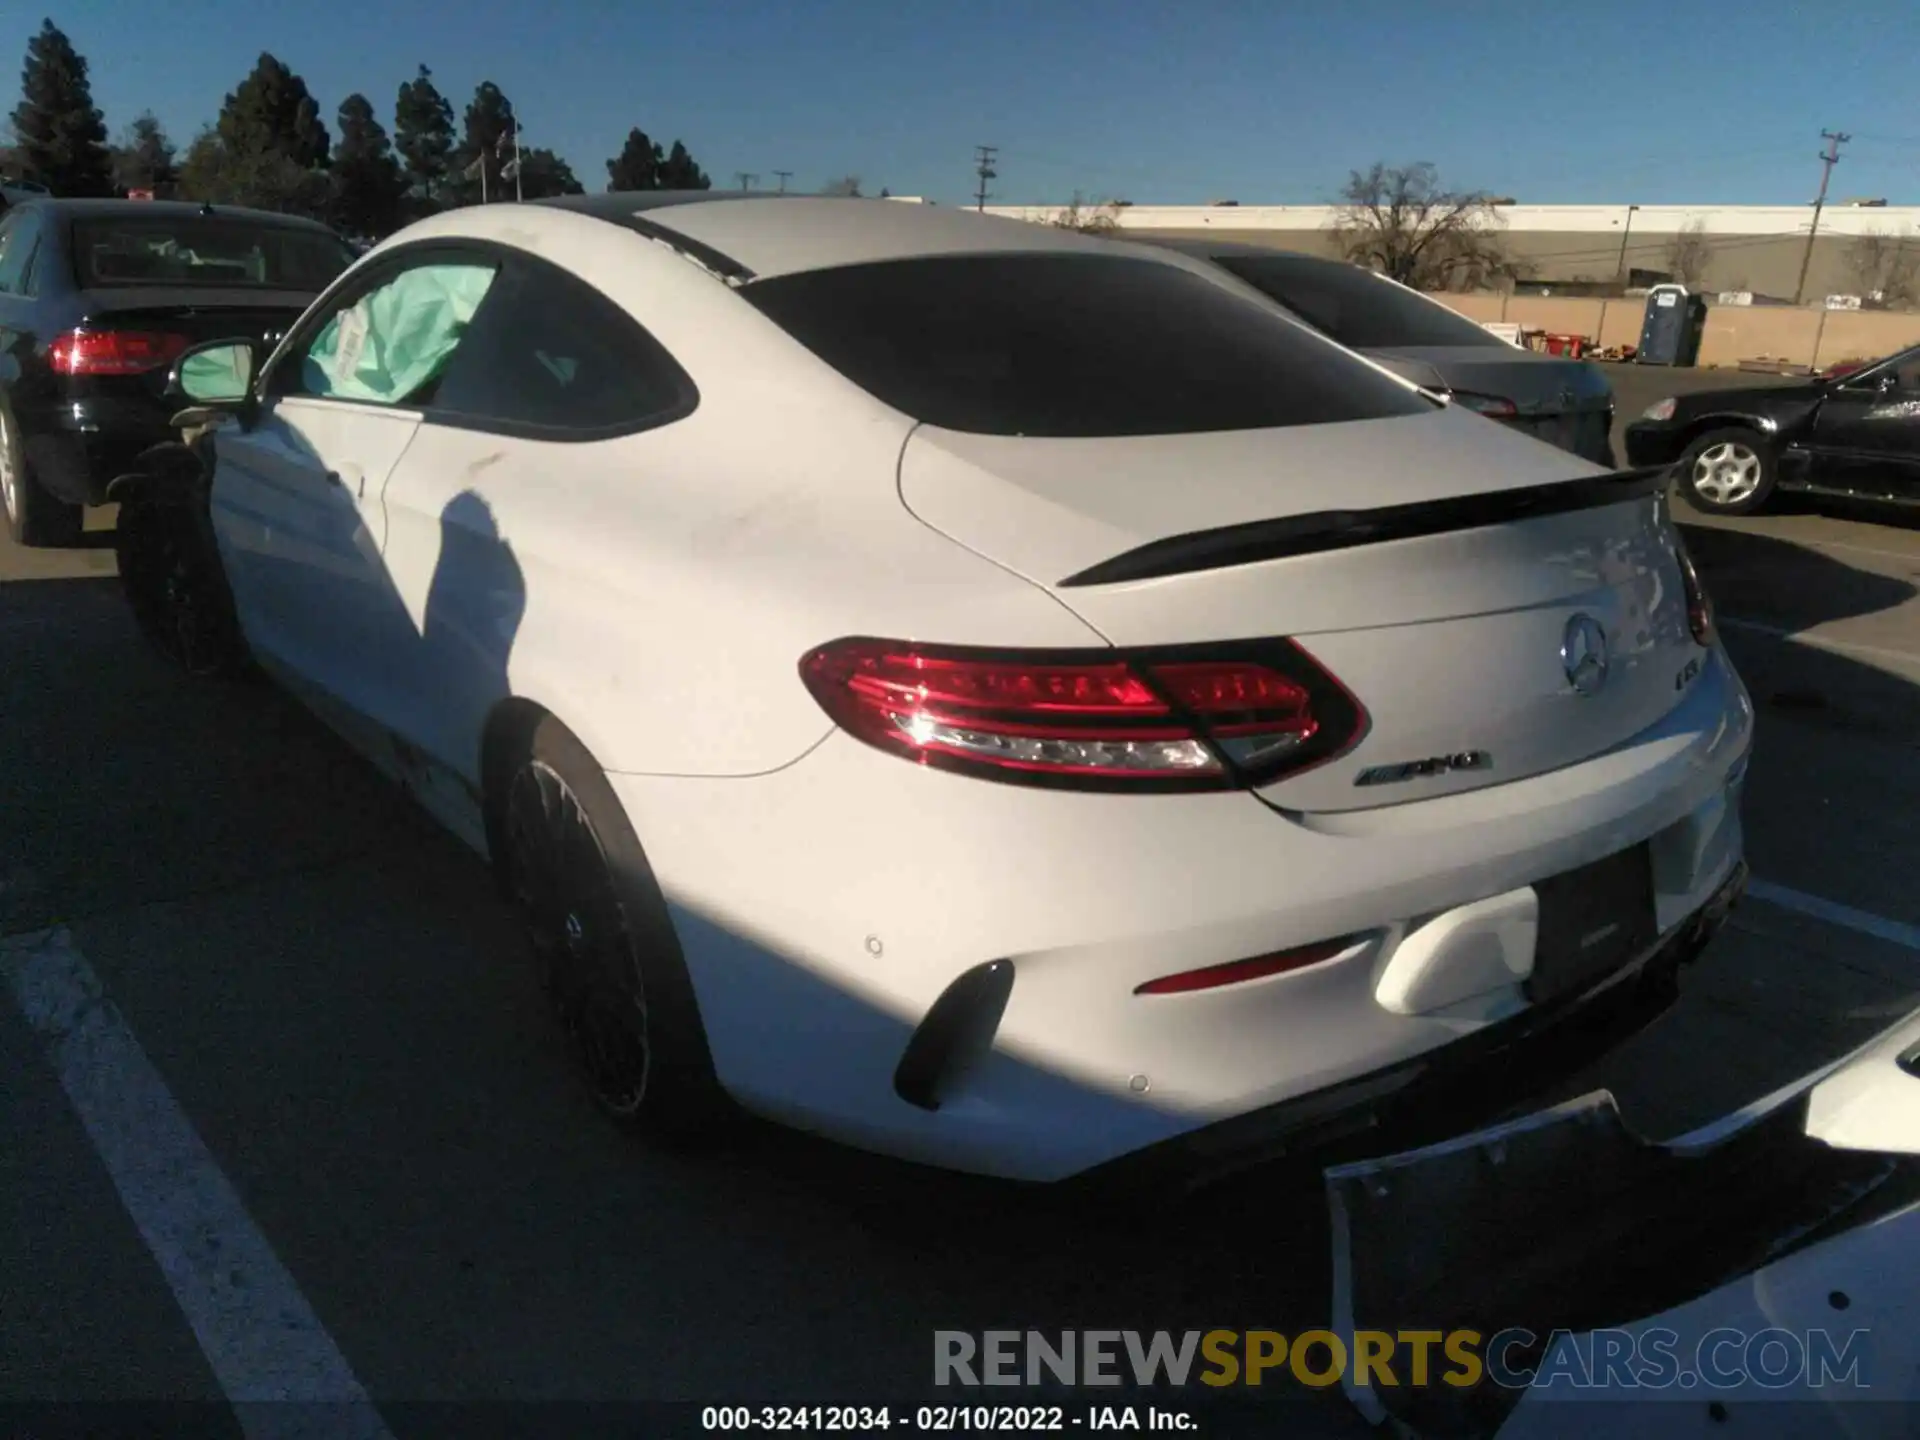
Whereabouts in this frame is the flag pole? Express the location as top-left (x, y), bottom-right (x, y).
top-left (480, 150), bottom-right (488, 204)
top-left (514, 121), bottom-right (523, 202)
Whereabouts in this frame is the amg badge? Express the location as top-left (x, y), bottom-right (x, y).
top-left (1354, 751), bottom-right (1493, 787)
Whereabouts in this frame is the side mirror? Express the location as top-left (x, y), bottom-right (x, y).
top-left (166, 337), bottom-right (260, 408)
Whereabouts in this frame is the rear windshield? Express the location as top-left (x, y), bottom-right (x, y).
top-left (1213, 254), bottom-right (1508, 351)
top-left (740, 253), bottom-right (1430, 437)
top-left (70, 216), bottom-right (355, 291)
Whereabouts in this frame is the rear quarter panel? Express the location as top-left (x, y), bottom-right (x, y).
top-left (373, 209), bottom-right (1108, 781)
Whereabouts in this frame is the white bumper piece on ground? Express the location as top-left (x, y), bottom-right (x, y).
top-left (1327, 1006), bottom-right (1920, 1437)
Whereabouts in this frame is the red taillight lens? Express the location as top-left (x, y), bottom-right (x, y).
top-left (1676, 543), bottom-right (1714, 645)
top-left (797, 638), bottom-right (1365, 791)
top-left (48, 328), bottom-right (191, 376)
top-left (1447, 391), bottom-right (1519, 419)
top-left (1135, 937), bottom-right (1358, 995)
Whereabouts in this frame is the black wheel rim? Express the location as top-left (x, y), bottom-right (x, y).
top-left (504, 759), bottom-right (651, 1115)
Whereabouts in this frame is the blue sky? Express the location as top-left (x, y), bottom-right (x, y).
top-left (44, 0), bottom-right (1920, 206)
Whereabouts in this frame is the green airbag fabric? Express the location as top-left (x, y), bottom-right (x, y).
top-left (299, 264), bottom-right (497, 404)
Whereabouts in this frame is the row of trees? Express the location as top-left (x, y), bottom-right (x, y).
top-left (6, 19), bottom-right (718, 239)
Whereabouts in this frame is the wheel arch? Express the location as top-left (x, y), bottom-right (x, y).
top-left (1677, 413), bottom-right (1781, 452)
top-left (475, 694), bottom-right (634, 883)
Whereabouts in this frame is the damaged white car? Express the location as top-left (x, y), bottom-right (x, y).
top-left (109, 194), bottom-right (1751, 1184)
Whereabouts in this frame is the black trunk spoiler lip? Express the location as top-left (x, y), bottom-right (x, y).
top-left (1056, 464), bottom-right (1670, 588)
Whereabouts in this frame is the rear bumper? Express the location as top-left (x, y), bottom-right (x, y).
top-left (17, 396), bottom-right (177, 506)
top-left (1080, 858), bottom-right (1749, 1195)
top-left (611, 644), bottom-right (1753, 1183)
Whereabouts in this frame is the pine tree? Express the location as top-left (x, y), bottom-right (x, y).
top-left (607, 130), bottom-right (710, 192)
top-left (176, 54), bottom-right (331, 216)
top-left (447, 81), bottom-right (514, 205)
top-left (10, 19), bottom-right (112, 196)
top-left (605, 128), bottom-right (660, 191)
top-left (330, 94), bottom-right (405, 238)
top-left (110, 112), bottom-right (176, 194)
top-left (658, 140), bottom-right (710, 190)
top-left (216, 53), bottom-right (329, 169)
top-left (393, 64), bottom-right (454, 211)
top-left (516, 147), bottom-right (583, 200)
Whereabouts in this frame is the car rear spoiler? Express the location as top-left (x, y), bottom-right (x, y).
top-left (1057, 465), bottom-right (1671, 587)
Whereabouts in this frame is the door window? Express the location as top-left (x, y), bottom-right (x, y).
top-left (428, 258), bottom-right (695, 437)
top-left (273, 259), bottom-right (499, 407)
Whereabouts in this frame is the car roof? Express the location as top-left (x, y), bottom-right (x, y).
top-left (1132, 235), bottom-right (1328, 263)
top-left (533, 192), bottom-right (1129, 281)
top-left (7, 197), bottom-right (343, 234)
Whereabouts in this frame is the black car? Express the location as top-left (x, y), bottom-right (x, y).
top-left (1623, 343), bottom-right (1920, 515)
top-left (0, 198), bottom-right (355, 546)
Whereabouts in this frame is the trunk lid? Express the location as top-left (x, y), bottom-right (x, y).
top-left (1366, 346), bottom-right (1616, 463)
top-left (74, 289), bottom-right (311, 400)
top-left (899, 407), bottom-right (1701, 813)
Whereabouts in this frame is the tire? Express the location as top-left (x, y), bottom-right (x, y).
top-left (113, 484), bottom-right (250, 679)
top-left (1676, 427), bottom-right (1777, 515)
top-left (492, 712), bottom-right (731, 1147)
top-left (0, 403), bottom-right (83, 548)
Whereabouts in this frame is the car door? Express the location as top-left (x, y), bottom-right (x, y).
top-left (1805, 346), bottom-right (1920, 499)
top-left (209, 248), bottom-right (503, 714)
top-left (368, 250), bottom-right (697, 789)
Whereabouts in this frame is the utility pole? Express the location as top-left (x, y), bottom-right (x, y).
top-left (1795, 130), bottom-right (1849, 305)
top-left (773, 170), bottom-right (792, 193)
top-left (734, 171), bottom-right (758, 191)
top-left (973, 144), bottom-right (997, 211)
top-left (1614, 204), bottom-right (1640, 283)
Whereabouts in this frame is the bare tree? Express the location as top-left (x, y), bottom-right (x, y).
top-left (1841, 227), bottom-right (1920, 306)
top-left (819, 175), bottom-right (862, 197)
top-left (1329, 162), bottom-right (1507, 290)
top-left (1048, 190), bottom-right (1124, 235)
top-left (1663, 220), bottom-right (1714, 288)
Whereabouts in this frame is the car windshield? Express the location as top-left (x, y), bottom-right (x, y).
top-left (70, 215), bottom-right (355, 291)
top-left (740, 251), bottom-right (1430, 437)
top-left (1212, 253), bottom-right (1510, 350)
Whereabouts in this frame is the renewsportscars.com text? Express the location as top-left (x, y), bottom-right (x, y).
top-left (935, 1328), bottom-right (1872, 1391)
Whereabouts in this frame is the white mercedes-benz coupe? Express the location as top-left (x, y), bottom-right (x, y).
top-left (115, 193), bottom-right (1752, 1186)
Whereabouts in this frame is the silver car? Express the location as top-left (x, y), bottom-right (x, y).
top-left (1138, 239), bottom-right (1617, 466)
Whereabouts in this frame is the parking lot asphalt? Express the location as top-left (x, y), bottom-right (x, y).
top-left (5, 457), bottom-right (1920, 1432)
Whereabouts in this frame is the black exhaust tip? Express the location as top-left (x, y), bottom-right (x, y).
top-left (893, 959), bottom-right (1015, 1112)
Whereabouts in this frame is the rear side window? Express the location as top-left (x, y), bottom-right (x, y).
top-left (429, 260), bottom-right (695, 436)
top-left (70, 216), bottom-right (354, 291)
top-left (741, 253), bottom-right (1428, 437)
top-left (1214, 254), bottom-right (1507, 351)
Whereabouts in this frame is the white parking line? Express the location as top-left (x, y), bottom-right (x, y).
top-left (1746, 879), bottom-right (1920, 953)
top-left (0, 928), bottom-right (392, 1440)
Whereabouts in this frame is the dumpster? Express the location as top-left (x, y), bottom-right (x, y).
top-left (1637, 283), bottom-right (1708, 366)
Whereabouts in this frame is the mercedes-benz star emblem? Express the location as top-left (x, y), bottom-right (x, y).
top-left (1561, 613), bottom-right (1609, 696)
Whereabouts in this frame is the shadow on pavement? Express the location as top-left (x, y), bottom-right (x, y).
top-left (1681, 520), bottom-right (1920, 744)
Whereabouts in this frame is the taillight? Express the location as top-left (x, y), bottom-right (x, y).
top-left (797, 637), bottom-right (1367, 791)
top-left (1676, 542), bottom-right (1714, 645)
top-left (1446, 391), bottom-right (1519, 419)
top-left (48, 328), bottom-right (191, 376)
top-left (1135, 937), bottom-right (1358, 995)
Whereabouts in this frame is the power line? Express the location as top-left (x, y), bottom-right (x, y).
top-left (1795, 130), bottom-right (1850, 304)
top-left (772, 170), bottom-right (792, 193)
top-left (973, 144), bottom-right (997, 211)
